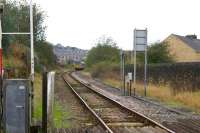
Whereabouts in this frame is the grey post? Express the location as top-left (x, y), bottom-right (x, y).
top-left (133, 29), bottom-right (137, 92)
top-left (122, 52), bottom-right (126, 95)
top-left (120, 49), bottom-right (123, 94)
top-left (144, 29), bottom-right (148, 96)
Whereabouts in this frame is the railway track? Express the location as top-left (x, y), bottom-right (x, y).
top-left (54, 73), bottom-right (107, 133)
top-left (62, 72), bottom-right (174, 133)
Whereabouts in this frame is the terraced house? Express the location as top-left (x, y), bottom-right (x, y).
top-left (164, 34), bottom-right (200, 62)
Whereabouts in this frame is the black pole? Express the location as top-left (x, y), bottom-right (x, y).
top-left (130, 81), bottom-right (132, 96)
top-left (42, 72), bottom-right (47, 133)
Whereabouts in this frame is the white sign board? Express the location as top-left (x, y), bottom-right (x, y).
top-left (136, 45), bottom-right (146, 52)
top-left (128, 72), bottom-right (132, 80)
top-left (134, 29), bottom-right (147, 52)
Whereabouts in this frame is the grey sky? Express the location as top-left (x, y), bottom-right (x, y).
top-left (34, 0), bottom-right (200, 50)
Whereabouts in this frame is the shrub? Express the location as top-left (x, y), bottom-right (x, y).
top-left (90, 62), bottom-right (119, 78)
top-left (86, 37), bottom-right (120, 67)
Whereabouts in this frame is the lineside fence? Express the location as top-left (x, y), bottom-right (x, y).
top-left (125, 62), bottom-right (200, 93)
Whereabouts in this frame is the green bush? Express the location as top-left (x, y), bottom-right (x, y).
top-left (86, 37), bottom-right (120, 68)
top-left (136, 42), bottom-right (174, 64)
top-left (91, 62), bottom-right (119, 78)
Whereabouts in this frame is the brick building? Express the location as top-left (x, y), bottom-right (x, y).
top-left (164, 34), bottom-right (200, 62)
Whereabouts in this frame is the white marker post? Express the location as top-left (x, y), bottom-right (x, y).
top-left (134, 29), bottom-right (148, 96)
top-left (30, 0), bottom-right (34, 82)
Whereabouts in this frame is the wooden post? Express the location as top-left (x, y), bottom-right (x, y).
top-left (42, 72), bottom-right (47, 133)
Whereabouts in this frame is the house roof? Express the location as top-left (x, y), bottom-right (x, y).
top-left (172, 34), bottom-right (200, 52)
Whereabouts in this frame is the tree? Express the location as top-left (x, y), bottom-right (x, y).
top-left (137, 42), bottom-right (174, 64)
top-left (86, 36), bottom-right (120, 67)
top-left (2, 0), bottom-right (46, 52)
top-left (1, 0), bottom-right (55, 72)
top-left (35, 41), bottom-right (55, 67)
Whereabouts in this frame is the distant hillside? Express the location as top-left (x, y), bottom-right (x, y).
top-left (53, 44), bottom-right (88, 65)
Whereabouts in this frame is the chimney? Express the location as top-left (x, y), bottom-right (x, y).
top-left (185, 34), bottom-right (197, 39)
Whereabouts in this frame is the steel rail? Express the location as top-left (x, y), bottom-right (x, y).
top-left (70, 72), bottom-right (175, 133)
top-left (62, 74), bottom-right (113, 133)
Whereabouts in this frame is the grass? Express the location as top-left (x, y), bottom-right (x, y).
top-left (86, 70), bottom-right (200, 113)
top-left (53, 100), bottom-right (71, 128)
top-left (34, 72), bottom-right (72, 131)
top-left (134, 83), bottom-right (200, 111)
top-left (34, 73), bottom-right (43, 122)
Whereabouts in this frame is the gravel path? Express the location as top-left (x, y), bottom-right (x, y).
top-left (72, 72), bottom-right (200, 133)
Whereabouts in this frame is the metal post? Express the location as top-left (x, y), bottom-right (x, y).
top-left (30, 0), bottom-right (34, 81)
top-left (133, 29), bottom-right (137, 92)
top-left (130, 80), bottom-right (132, 96)
top-left (144, 29), bottom-right (148, 96)
top-left (120, 49), bottom-right (123, 94)
top-left (122, 53), bottom-right (125, 95)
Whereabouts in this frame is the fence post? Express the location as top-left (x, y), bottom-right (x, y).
top-left (47, 72), bottom-right (55, 133)
top-left (42, 71), bottom-right (47, 133)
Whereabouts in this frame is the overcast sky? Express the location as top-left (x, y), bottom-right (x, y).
top-left (34, 0), bottom-right (200, 50)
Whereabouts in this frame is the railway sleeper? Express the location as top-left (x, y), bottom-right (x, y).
top-left (106, 122), bottom-right (144, 127)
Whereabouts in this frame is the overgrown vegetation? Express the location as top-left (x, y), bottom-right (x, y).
top-left (2, 0), bottom-right (55, 77)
